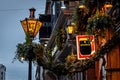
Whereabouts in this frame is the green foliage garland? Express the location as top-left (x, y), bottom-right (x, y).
top-left (65, 32), bottom-right (120, 72)
top-left (48, 32), bottom-right (120, 75)
top-left (87, 11), bottom-right (115, 35)
top-left (55, 27), bottom-right (67, 50)
top-left (72, 7), bottom-right (89, 32)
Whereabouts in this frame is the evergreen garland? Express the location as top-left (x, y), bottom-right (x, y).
top-left (55, 27), bottom-right (67, 50)
top-left (46, 32), bottom-right (119, 75)
top-left (72, 7), bottom-right (89, 32)
top-left (65, 32), bottom-right (120, 73)
top-left (87, 11), bottom-right (115, 35)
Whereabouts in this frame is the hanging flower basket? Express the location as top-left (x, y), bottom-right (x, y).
top-left (87, 11), bottom-right (115, 35)
top-left (72, 7), bottom-right (89, 32)
top-left (14, 42), bottom-right (44, 62)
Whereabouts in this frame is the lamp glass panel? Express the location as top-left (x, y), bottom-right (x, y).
top-left (21, 19), bottom-right (42, 38)
top-left (68, 25), bottom-right (73, 34)
top-left (34, 20), bottom-right (42, 37)
top-left (21, 20), bottom-right (28, 34)
top-left (27, 20), bottom-right (36, 37)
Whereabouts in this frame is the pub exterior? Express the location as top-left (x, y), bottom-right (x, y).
top-left (37, 0), bottom-right (120, 80)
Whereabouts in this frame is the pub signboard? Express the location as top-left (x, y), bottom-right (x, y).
top-left (76, 35), bottom-right (95, 60)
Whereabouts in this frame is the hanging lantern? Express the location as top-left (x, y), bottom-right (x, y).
top-left (21, 8), bottom-right (43, 39)
top-left (67, 25), bottom-right (74, 34)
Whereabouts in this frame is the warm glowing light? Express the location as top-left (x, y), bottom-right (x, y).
top-left (79, 5), bottom-right (86, 9)
top-left (21, 19), bottom-right (42, 38)
top-left (21, 8), bottom-right (43, 39)
top-left (67, 25), bottom-right (73, 34)
top-left (104, 2), bottom-right (113, 8)
top-left (20, 57), bottom-right (25, 61)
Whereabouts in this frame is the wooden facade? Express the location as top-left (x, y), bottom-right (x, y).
top-left (106, 1), bottom-right (120, 80)
top-left (106, 44), bottom-right (120, 80)
top-left (37, 0), bottom-right (120, 80)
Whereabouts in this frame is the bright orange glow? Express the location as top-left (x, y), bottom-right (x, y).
top-left (21, 18), bottom-right (42, 38)
top-left (104, 3), bottom-right (113, 8)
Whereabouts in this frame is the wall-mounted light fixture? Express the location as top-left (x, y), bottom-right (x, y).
top-left (79, 4), bottom-right (86, 9)
top-left (61, 1), bottom-right (66, 9)
top-left (79, 0), bottom-right (86, 9)
top-left (104, 2), bottom-right (113, 9)
top-left (67, 25), bottom-right (74, 34)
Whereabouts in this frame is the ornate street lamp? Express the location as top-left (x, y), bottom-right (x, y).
top-left (21, 8), bottom-right (42, 40)
top-left (20, 8), bottom-right (42, 80)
